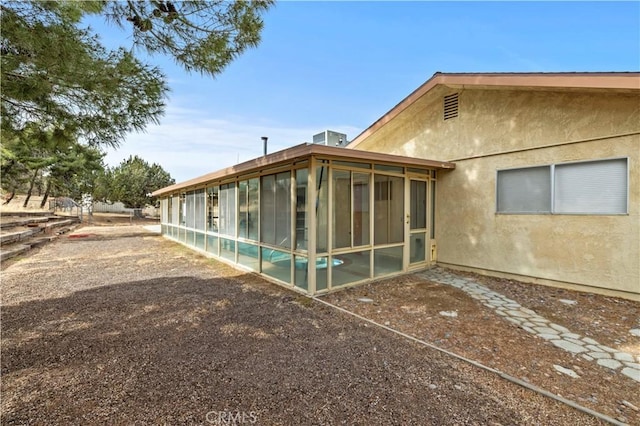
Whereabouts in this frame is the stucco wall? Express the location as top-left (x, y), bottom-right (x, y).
top-left (356, 88), bottom-right (640, 161)
top-left (355, 87), bottom-right (640, 297)
top-left (437, 135), bottom-right (639, 296)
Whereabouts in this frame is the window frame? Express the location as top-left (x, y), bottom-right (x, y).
top-left (495, 165), bottom-right (552, 214)
top-left (496, 157), bottom-right (629, 216)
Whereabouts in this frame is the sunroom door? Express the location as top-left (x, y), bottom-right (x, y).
top-left (408, 179), bottom-right (428, 268)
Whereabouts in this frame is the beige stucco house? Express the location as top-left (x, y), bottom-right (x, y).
top-left (153, 72), bottom-right (639, 300)
top-left (348, 72), bottom-right (640, 300)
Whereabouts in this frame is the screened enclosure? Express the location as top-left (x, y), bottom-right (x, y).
top-left (156, 144), bottom-right (454, 295)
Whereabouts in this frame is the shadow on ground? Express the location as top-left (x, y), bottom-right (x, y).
top-left (1, 273), bottom-right (599, 425)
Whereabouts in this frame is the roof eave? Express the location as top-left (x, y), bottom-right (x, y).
top-left (152, 143), bottom-right (454, 197)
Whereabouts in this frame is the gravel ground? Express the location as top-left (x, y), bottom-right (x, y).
top-left (324, 275), bottom-right (640, 425)
top-left (1, 225), bottom-right (609, 425)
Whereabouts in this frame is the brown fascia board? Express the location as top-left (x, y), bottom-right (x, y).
top-left (152, 143), bottom-right (313, 196)
top-left (347, 71), bottom-right (640, 148)
top-left (152, 143), bottom-right (455, 197)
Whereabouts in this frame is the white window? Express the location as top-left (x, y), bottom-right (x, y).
top-left (496, 166), bottom-right (551, 213)
top-left (218, 183), bottom-right (236, 236)
top-left (554, 159), bottom-right (628, 214)
top-left (161, 198), bottom-right (169, 224)
top-left (497, 158), bottom-right (628, 215)
top-left (194, 189), bottom-right (206, 230)
top-left (185, 191), bottom-right (196, 228)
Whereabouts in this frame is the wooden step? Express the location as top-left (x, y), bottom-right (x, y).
top-left (55, 227), bottom-right (72, 235)
top-left (0, 227), bottom-right (44, 245)
top-left (0, 219), bottom-right (78, 245)
top-left (0, 214), bottom-right (80, 262)
top-left (0, 216), bottom-right (51, 229)
top-left (0, 211), bottom-right (53, 217)
top-left (0, 235), bottom-right (63, 263)
top-left (29, 236), bottom-right (58, 249)
top-left (0, 212), bottom-right (80, 262)
top-left (1, 244), bottom-right (30, 262)
top-left (43, 218), bottom-right (78, 232)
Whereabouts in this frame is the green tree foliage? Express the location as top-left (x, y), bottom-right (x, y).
top-left (108, 155), bottom-right (175, 208)
top-left (2, 0), bottom-right (274, 149)
top-left (1, 1), bottom-right (167, 148)
top-left (0, 125), bottom-right (106, 206)
top-left (1, 1), bottom-right (273, 204)
top-left (0, 132), bottom-right (30, 200)
top-left (103, 0), bottom-right (274, 77)
top-left (46, 143), bottom-right (106, 206)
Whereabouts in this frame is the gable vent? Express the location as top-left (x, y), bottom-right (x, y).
top-left (443, 93), bottom-right (459, 120)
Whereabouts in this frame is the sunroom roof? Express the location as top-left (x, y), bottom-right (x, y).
top-left (152, 143), bottom-right (455, 197)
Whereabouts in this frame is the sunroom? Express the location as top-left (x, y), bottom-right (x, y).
top-left (153, 143), bottom-right (455, 295)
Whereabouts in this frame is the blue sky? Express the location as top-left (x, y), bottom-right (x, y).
top-left (91, 1), bottom-right (640, 183)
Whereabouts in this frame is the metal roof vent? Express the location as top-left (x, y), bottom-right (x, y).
top-left (313, 130), bottom-right (347, 147)
top-left (443, 93), bottom-right (459, 120)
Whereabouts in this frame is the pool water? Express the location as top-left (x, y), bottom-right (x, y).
top-left (241, 245), bottom-right (344, 270)
top-left (295, 257), bottom-right (343, 270)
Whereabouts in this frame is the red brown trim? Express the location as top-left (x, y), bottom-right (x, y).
top-left (152, 143), bottom-right (455, 197)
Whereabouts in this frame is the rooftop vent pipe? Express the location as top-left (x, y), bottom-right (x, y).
top-left (261, 136), bottom-right (268, 156)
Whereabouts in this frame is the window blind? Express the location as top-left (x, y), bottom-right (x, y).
top-left (497, 166), bottom-right (551, 213)
top-left (554, 158), bottom-right (628, 214)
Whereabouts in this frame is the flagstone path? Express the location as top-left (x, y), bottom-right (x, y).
top-left (419, 268), bottom-right (640, 383)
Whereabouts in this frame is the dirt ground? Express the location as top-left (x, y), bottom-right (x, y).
top-left (0, 224), bottom-right (637, 425)
top-left (324, 274), bottom-right (640, 425)
top-left (81, 212), bottom-right (160, 227)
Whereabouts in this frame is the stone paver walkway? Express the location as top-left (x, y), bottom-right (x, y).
top-left (419, 268), bottom-right (640, 383)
